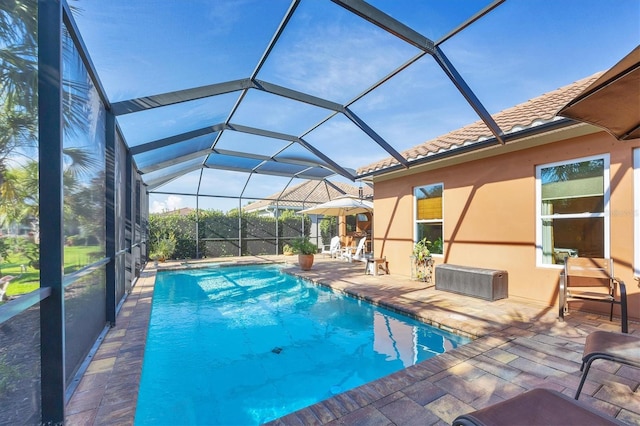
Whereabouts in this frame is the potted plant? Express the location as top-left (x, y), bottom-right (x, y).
top-left (412, 238), bottom-right (434, 282)
top-left (149, 252), bottom-right (160, 267)
top-left (282, 244), bottom-right (294, 256)
top-left (412, 238), bottom-right (431, 263)
top-left (290, 237), bottom-right (317, 270)
top-left (154, 237), bottom-right (176, 263)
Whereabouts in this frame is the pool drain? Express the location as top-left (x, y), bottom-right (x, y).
top-left (271, 347), bottom-right (283, 354)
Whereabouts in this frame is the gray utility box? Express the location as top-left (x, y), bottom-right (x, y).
top-left (435, 264), bottom-right (508, 301)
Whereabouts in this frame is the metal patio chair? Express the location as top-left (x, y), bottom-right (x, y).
top-left (574, 330), bottom-right (640, 399)
top-left (559, 257), bottom-right (628, 333)
top-left (453, 388), bottom-right (624, 426)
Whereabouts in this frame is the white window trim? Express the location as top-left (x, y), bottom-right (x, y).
top-left (413, 182), bottom-right (444, 257)
top-left (535, 154), bottom-right (610, 268)
top-left (634, 148), bottom-right (640, 278)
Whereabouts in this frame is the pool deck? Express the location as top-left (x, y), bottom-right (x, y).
top-left (66, 255), bottom-right (640, 425)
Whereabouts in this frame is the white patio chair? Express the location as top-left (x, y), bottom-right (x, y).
top-left (321, 236), bottom-right (341, 258)
top-left (344, 237), bottom-right (370, 263)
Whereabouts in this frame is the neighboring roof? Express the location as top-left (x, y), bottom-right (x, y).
top-left (243, 180), bottom-right (373, 213)
top-left (153, 207), bottom-right (194, 216)
top-left (357, 73), bottom-right (602, 176)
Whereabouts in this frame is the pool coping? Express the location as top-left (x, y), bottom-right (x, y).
top-left (65, 256), bottom-right (640, 425)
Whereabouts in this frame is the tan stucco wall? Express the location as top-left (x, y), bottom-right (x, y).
top-left (372, 130), bottom-right (640, 321)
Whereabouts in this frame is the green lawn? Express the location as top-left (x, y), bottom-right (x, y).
top-left (1, 245), bottom-right (103, 297)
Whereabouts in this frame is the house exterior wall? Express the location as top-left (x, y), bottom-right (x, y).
top-left (372, 130), bottom-right (640, 321)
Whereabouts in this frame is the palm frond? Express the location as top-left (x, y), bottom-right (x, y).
top-left (63, 146), bottom-right (100, 178)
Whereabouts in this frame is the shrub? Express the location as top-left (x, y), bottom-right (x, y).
top-left (290, 237), bottom-right (317, 255)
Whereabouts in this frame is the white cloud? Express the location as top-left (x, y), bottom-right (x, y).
top-left (150, 195), bottom-right (184, 213)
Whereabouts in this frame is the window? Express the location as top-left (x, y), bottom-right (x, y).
top-left (414, 183), bottom-right (443, 255)
top-left (536, 155), bottom-right (609, 266)
top-left (346, 215), bottom-right (357, 233)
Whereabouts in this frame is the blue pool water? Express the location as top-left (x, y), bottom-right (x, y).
top-left (134, 265), bottom-right (469, 425)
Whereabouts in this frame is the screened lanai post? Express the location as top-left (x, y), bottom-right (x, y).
top-left (196, 169), bottom-right (204, 260)
top-left (39, 0), bottom-right (66, 422)
top-left (196, 195), bottom-right (200, 260)
top-left (276, 200), bottom-right (280, 255)
top-left (238, 198), bottom-right (242, 256)
top-left (301, 203), bottom-right (306, 241)
top-left (125, 153), bottom-right (133, 292)
top-left (275, 176), bottom-right (296, 254)
top-left (105, 111), bottom-right (116, 325)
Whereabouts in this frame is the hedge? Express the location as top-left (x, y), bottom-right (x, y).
top-left (148, 209), bottom-right (310, 259)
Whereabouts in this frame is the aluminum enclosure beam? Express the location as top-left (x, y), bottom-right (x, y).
top-left (254, 165), bottom-right (317, 180)
top-left (132, 122), bottom-right (355, 181)
top-left (252, 79), bottom-right (345, 112)
top-left (331, 0), bottom-right (435, 53)
top-left (296, 137), bottom-right (356, 180)
top-left (250, 0), bottom-right (301, 79)
top-left (224, 124), bottom-right (355, 180)
top-left (332, 0), bottom-right (504, 145)
top-left (436, 0), bottom-right (505, 45)
top-left (139, 148), bottom-right (214, 174)
top-left (145, 163), bottom-right (203, 191)
top-left (130, 124), bottom-right (225, 155)
top-left (432, 46), bottom-right (505, 144)
top-left (203, 0), bottom-right (301, 176)
top-left (226, 123), bottom-right (298, 142)
top-left (62, 2), bottom-right (111, 109)
top-left (324, 179), bottom-right (349, 196)
top-left (111, 79), bottom-right (252, 115)
top-left (301, 1), bottom-right (505, 153)
top-left (343, 107), bottom-right (409, 168)
top-left (214, 148), bottom-right (327, 168)
top-left (113, 75), bottom-right (345, 118)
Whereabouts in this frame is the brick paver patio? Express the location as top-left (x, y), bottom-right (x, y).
top-left (66, 256), bottom-right (640, 425)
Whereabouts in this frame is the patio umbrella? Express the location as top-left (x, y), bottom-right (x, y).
top-left (298, 195), bottom-right (373, 216)
top-left (558, 45), bottom-right (640, 140)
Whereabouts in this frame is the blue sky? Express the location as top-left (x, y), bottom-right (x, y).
top-left (71, 0), bottom-right (640, 213)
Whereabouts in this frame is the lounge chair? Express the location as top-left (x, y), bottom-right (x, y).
top-left (575, 330), bottom-right (640, 399)
top-left (320, 236), bottom-right (341, 258)
top-left (559, 257), bottom-right (628, 333)
top-left (343, 237), bottom-right (370, 263)
top-left (453, 388), bottom-right (624, 426)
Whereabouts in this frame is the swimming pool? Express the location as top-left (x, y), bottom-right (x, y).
top-left (134, 265), bottom-right (469, 425)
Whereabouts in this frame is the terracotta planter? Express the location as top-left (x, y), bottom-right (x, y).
top-left (298, 254), bottom-right (314, 271)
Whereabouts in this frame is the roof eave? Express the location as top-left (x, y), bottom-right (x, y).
top-left (356, 118), bottom-right (594, 182)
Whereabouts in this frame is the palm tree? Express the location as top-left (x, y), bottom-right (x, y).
top-left (1, 1), bottom-right (91, 177)
top-left (1, 1), bottom-right (97, 228)
top-left (0, 1), bottom-right (39, 163)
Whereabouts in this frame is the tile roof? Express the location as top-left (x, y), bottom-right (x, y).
top-left (243, 180), bottom-right (373, 212)
top-left (357, 72), bottom-right (602, 175)
top-left (154, 207), bottom-right (194, 216)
